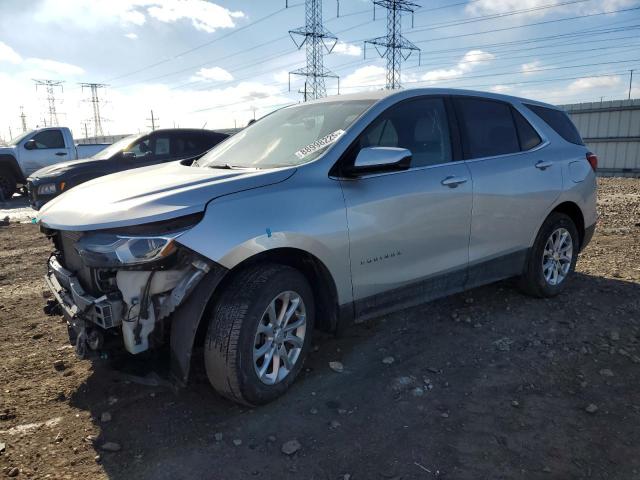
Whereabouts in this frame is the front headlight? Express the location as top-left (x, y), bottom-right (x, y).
top-left (75, 231), bottom-right (183, 268)
top-left (37, 183), bottom-right (58, 195)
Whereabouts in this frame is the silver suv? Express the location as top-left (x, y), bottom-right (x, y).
top-left (39, 88), bottom-right (597, 405)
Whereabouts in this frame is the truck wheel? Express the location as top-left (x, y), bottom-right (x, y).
top-left (0, 170), bottom-right (17, 201)
top-left (519, 212), bottom-right (579, 298)
top-left (204, 263), bottom-right (315, 406)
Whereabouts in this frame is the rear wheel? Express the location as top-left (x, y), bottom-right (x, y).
top-left (519, 212), bottom-right (579, 297)
top-left (204, 263), bottom-right (314, 406)
top-left (0, 169), bottom-right (16, 201)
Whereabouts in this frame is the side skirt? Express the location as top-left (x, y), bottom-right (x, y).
top-left (345, 248), bottom-right (529, 325)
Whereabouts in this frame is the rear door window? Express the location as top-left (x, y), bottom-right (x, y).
top-left (524, 104), bottom-right (584, 145)
top-left (31, 130), bottom-right (65, 149)
top-left (454, 97), bottom-right (520, 159)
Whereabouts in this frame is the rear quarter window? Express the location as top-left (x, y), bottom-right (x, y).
top-left (524, 104), bottom-right (584, 145)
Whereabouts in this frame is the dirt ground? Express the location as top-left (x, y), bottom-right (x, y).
top-left (1, 178), bottom-right (639, 480)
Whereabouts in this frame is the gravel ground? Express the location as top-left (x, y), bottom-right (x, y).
top-left (0, 178), bottom-right (639, 479)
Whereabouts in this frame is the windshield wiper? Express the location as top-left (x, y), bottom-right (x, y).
top-left (209, 163), bottom-right (235, 169)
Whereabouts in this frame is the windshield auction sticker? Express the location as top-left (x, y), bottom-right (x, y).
top-left (295, 129), bottom-right (345, 159)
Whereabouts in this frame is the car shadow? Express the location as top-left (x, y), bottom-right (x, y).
top-left (68, 271), bottom-right (640, 479)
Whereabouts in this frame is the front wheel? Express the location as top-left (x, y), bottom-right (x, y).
top-left (0, 170), bottom-right (17, 201)
top-left (519, 212), bottom-right (579, 298)
top-left (204, 264), bottom-right (314, 406)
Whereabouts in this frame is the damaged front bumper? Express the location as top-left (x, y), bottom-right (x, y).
top-left (44, 253), bottom-right (212, 360)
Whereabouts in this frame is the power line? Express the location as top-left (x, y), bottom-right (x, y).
top-left (338, 58), bottom-right (640, 90)
top-left (184, 7), bottom-right (639, 94)
top-left (288, 0), bottom-right (339, 100)
top-left (106, 3), bottom-right (303, 83)
top-left (410, 6), bottom-right (640, 43)
top-left (366, 0), bottom-right (420, 90)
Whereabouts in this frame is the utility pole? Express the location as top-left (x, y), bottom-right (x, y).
top-left (365, 0), bottom-right (420, 90)
top-left (34, 79), bottom-right (64, 126)
top-left (79, 83), bottom-right (107, 137)
top-left (288, 0), bottom-right (339, 101)
top-left (19, 106), bottom-right (27, 133)
top-left (629, 69), bottom-right (635, 100)
top-left (146, 109), bottom-right (159, 131)
top-left (83, 122), bottom-right (89, 140)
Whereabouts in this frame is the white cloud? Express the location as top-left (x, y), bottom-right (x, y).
top-left (146, 0), bottom-right (244, 33)
top-left (521, 60), bottom-right (543, 75)
top-left (466, 0), bottom-right (635, 17)
top-left (125, 33), bottom-right (139, 40)
top-left (0, 42), bottom-right (21, 64)
top-left (568, 75), bottom-right (622, 92)
top-left (0, 42), bottom-right (83, 76)
top-left (190, 66), bottom-right (233, 82)
top-left (333, 42), bottom-right (362, 57)
top-left (421, 50), bottom-right (495, 83)
top-left (25, 58), bottom-right (85, 76)
top-left (490, 85), bottom-right (512, 93)
top-left (342, 65), bottom-right (386, 90)
top-left (273, 70), bottom-right (290, 84)
top-left (33, 0), bottom-right (244, 33)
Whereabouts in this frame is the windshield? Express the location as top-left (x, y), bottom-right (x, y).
top-left (7, 131), bottom-right (33, 146)
top-left (196, 99), bottom-right (375, 169)
top-left (91, 134), bottom-right (142, 159)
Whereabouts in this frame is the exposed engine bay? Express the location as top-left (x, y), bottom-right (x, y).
top-left (42, 225), bottom-right (212, 360)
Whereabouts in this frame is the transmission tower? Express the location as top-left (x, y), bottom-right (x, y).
top-left (33, 79), bottom-right (64, 126)
top-left (288, 0), bottom-right (339, 101)
top-left (79, 83), bottom-right (108, 137)
top-left (365, 0), bottom-right (420, 90)
top-left (19, 106), bottom-right (27, 133)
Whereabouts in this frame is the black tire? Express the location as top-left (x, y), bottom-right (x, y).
top-left (204, 263), bottom-right (315, 406)
top-left (519, 212), bottom-right (579, 298)
top-left (0, 169), bottom-right (17, 201)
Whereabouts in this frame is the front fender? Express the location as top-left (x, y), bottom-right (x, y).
top-left (169, 265), bottom-right (227, 384)
top-left (176, 172), bottom-right (352, 305)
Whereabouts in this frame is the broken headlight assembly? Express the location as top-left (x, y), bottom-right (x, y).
top-left (75, 231), bottom-right (183, 268)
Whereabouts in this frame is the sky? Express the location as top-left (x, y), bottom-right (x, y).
top-left (0, 0), bottom-right (639, 141)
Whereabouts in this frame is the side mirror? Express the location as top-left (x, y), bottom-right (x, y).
top-left (24, 139), bottom-right (37, 150)
top-left (121, 151), bottom-right (136, 160)
top-left (345, 147), bottom-right (412, 177)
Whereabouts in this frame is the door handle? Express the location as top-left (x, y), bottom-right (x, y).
top-left (535, 160), bottom-right (552, 170)
top-left (55, 152), bottom-right (67, 156)
top-left (441, 176), bottom-right (468, 188)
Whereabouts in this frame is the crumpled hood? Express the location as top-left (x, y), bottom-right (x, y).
top-left (28, 158), bottom-right (104, 179)
top-left (38, 161), bottom-right (295, 231)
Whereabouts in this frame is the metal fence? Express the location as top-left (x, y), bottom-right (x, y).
top-left (560, 98), bottom-right (640, 177)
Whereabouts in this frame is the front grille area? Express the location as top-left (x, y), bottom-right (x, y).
top-left (58, 231), bottom-right (99, 295)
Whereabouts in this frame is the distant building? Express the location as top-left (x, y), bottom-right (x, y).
top-left (561, 99), bottom-right (640, 177)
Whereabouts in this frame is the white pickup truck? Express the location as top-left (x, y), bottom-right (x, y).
top-left (0, 127), bottom-right (109, 199)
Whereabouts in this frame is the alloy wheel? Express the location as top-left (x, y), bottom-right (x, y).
top-left (542, 227), bottom-right (573, 286)
top-left (253, 291), bottom-right (307, 385)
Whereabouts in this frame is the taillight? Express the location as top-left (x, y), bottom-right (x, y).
top-left (586, 152), bottom-right (598, 171)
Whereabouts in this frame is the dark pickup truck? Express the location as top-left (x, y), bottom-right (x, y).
top-left (27, 128), bottom-right (228, 209)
